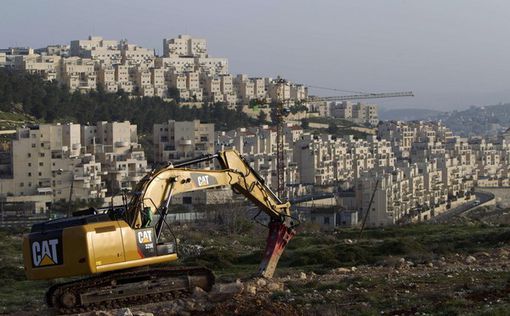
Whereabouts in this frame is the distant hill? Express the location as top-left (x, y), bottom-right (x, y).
top-left (430, 103), bottom-right (510, 137)
top-left (379, 108), bottom-right (444, 121)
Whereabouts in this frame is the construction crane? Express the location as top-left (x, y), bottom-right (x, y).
top-left (273, 78), bottom-right (291, 199)
top-left (308, 91), bottom-right (414, 102)
top-left (269, 80), bottom-right (413, 201)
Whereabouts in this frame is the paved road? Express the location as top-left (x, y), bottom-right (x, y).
top-left (428, 192), bottom-right (494, 224)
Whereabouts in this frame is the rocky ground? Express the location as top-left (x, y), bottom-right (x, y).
top-left (65, 247), bottom-right (510, 316)
top-left (4, 213), bottom-right (510, 316)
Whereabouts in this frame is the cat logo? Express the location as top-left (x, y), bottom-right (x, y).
top-left (137, 230), bottom-right (153, 244)
top-left (197, 175), bottom-right (209, 187)
top-left (31, 239), bottom-right (60, 267)
top-left (191, 173), bottom-right (217, 187)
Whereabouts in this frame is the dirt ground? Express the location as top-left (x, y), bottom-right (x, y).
top-left (56, 246), bottom-right (510, 316)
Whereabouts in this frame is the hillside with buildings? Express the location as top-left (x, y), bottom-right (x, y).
top-left (1, 34), bottom-right (510, 231)
top-left (0, 35), bottom-right (381, 128)
top-left (0, 35), bottom-right (307, 108)
top-left (1, 115), bottom-right (510, 229)
top-left (430, 103), bottom-right (510, 137)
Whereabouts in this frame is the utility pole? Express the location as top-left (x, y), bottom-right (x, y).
top-left (274, 77), bottom-right (289, 199)
top-left (68, 173), bottom-right (74, 218)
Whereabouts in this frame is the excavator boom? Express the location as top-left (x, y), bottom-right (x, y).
top-left (127, 149), bottom-right (296, 277)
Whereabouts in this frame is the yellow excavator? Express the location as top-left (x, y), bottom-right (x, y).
top-left (23, 149), bottom-right (297, 312)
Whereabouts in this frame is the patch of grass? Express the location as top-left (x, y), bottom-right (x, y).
top-left (0, 110), bottom-right (38, 130)
top-left (0, 280), bottom-right (49, 314)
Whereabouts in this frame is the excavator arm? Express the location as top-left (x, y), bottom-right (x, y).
top-left (125, 149), bottom-right (296, 278)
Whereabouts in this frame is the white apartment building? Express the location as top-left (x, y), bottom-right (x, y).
top-left (196, 57), bottom-right (229, 76)
top-left (163, 35), bottom-right (207, 58)
top-left (267, 78), bottom-right (291, 102)
top-left (120, 40), bottom-right (155, 67)
top-left (0, 124), bottom-right (108, 213)
top-left (81, 121), bottom-right (149, 193)
top-left (156, 57), bottom-right (195, 73)
top-left (40, 44), bottom-right (70, 57)
top-left (97, 65), bottom-right (118, 93)
top-left (70, 36), bottom-right (119, 59)
top-left (355, 160), bottom-right (451, 227)
top-left (7, 54), bottom-right (61, 81)
top-left (60, 57), bottom-right (96, 91)
top-left (153, 120), bottom-right (215, 163)
top-left (327, 101), bottom-right (378, 126)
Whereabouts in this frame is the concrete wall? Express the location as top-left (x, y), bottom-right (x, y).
top-left (474, 187), bottom-right (507, 207)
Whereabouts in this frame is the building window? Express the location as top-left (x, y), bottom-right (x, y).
top-left (324, 217), bottom-right (330, 225)
top-left (28, 153), bottom-right (31, 158)
top-left (39, 162), bottom-right (43, 166)
top-left (28, 163), bottom-right (31, 167)
top-left (20, 182), bottom-right (24, 187)
top-left (32, 144), bottom-right (36, 148)
top-left (28, 172), bottom-right (31, 176)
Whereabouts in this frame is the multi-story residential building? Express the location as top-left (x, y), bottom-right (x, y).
top-left (155, 57), bottom-right (195, 73)
top-left (153, 120), bottom-right (215, 163)
top-left (120, 40), bottom-right (155, 67)
top-left (251, 77), bottom-right (266, 100)
top-left (70, 36), bottom-right (119, 60)
top-left (81, 121), bottom-right (149, 193)
top-left (290, 84), bottom-right (308, 101)
top-left (38, 44), bottom-right (70, 57)
top-left (60, 57), bottom-right (96, 91)
top-left (163, 35), bottom-right (207, 58)
top-left (267, 78), bottom-right (291, 102)
top-left (8, 54), bottom-right (61, 81)
top-left (97, 65), bottom-right (118, 93)
top-left (195, 57), bottom-right (229, 76)
top-left (235, 75), bottom-right (255, 103)
top-left (0, 124), bottom-right (107, 213)
top-left (327, 102), bottom-right (378, 126)
top-left (354, 159), bottom-right (452, 227)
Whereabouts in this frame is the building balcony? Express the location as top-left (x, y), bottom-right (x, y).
top-left (178, 139), bottom-right (192, 146)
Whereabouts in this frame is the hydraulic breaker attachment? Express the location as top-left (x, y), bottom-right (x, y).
top-left (258, 220), bottom-right (295, 278)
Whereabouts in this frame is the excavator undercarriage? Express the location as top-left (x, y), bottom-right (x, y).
top-left (46, 266), bottom-right (214, 314)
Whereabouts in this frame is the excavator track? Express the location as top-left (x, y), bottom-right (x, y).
top-left (45, 266), bottom-right (214, 315)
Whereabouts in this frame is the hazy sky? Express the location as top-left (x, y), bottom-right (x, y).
top-left (2, 0), bottom-right (510, 110)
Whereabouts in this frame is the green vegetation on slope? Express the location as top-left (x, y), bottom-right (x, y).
top-left (0, 111), bottom-right (38, 130)
top-left (0, 69), bottom-right (257, 133)
top-left (303, 116), bottom-right (376, 139)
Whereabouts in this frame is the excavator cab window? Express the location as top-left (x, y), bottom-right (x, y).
top-left (141, 207), bottom-right (153, 227)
